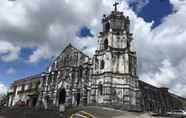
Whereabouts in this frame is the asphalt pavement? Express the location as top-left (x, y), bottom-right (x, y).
top-left (68, 106), bottom-right (171, 118)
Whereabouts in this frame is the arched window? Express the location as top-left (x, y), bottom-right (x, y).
top-left (105, 22), bottom-right (110, 32)
top-left (98, 82), bottom-right (103, 95)
top-left (95, 57), bottom-right (99, 69)
top-left (95, 57), bottom-right (98, 63)
top-left (104, 38), bottom-right (108, 49)
top-left (100, 60), bottom-right (105, 69)
top-left (79, 66), bottom-right (83, 78)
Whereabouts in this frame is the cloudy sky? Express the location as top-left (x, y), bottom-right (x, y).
top-left (0, 0), bottom-right (186, 97)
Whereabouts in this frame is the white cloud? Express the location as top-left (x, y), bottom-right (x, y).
top-left (0, 0), bottom-right (117, 63)
top-left (29, 46), bottom-right (52, 63)
top-left (0, 0), bottom-right (27, 28)
top-left (170, 0), bottom-right (186, 10)
top-left (140, 59), bottom-right (176, 87)
top-left (0, 82), bottom-right (7, 96)
top-left (0, 41), bottom-right (20, 62)
top-left (127, 0), bottom-right (149, 12)
top-left (171, 83), bottom-right (186, 97)
top-left (132, 0), bottom-right (186, 97)
top-left (6, 67), bottom-right (16, 75)
top-left (72, 36), bottom-right (98, 56)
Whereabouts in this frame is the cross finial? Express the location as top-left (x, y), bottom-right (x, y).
top-left (113, 1), bottom-right (119, 11)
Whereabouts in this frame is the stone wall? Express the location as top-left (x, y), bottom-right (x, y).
top-left (139, 80), bottom-right (186, 114)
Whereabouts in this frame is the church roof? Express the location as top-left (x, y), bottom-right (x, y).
top-left (138, 80), bottom-right (186, 100)
top-left (57, 43), bottom-right (90, 60)
top-left (12, 74), bottom-right (41, 85)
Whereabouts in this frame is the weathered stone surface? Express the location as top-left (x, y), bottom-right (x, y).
top-left (90, 5), bottom-right (140, 111)
top-left (38, 44), bottom-right (92, 109)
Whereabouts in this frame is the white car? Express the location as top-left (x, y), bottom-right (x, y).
top-left (167, 110), bottom-right (186, 118)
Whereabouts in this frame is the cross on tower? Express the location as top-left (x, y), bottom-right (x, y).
top-left (113, 1), bottom-right (119, 11)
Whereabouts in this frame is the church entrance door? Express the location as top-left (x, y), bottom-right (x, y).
top-left (76, 90), bottom-right (80, 106)
top-left (59, 88), bottom-right (66, 104)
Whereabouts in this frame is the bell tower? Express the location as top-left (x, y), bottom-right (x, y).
top-left (91, 2), bottom-right (140, 110)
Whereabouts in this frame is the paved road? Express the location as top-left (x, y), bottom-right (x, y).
top-left (69, 106), bottom-right (171, 118)
top-left (70, 111), bottom-right (98, 118)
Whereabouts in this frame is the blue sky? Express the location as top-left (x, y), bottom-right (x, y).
top-left (0, 51), bottom-right (50, 85)
top-left (0, 0), bottom-right (173, 86)
top-left (131, 0), bottom-right (173, 27)
top-left (1, 0), bottom-right (186, 97)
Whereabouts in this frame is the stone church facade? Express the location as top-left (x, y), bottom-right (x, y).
top-left (37, 44), bottom-right (92, 109)
top-left (7, 3), bottom-right (186, 114)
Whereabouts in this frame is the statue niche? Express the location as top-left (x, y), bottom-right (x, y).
top-left (103, 22), bottom-right (110, 33)
top-left (104, 38), bottom-right (108, 49)
top-left (98, 82), bottom-right (103, 96)
top-left (100, 60), bottom-right (105, 69)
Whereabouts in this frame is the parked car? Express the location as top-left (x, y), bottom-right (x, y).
top-left (167, 110), bottom-right (186, 118)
